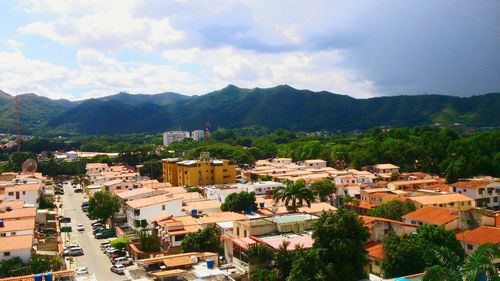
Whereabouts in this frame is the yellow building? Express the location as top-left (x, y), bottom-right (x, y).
top-left (162, 158), bottom-right (236, 186)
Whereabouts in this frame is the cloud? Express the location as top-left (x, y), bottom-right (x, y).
top-left (5, 39), bottom-right (24, 50)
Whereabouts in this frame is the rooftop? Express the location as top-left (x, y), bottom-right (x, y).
top-left (260, 233), bottom-right (313, 250)
top-left (183, 200), bottom-right (221, 211)
top-left (126, 194), bottom-right (180, 209)
top-left (374, 164), bottom-right (400, 170)
top-left (0, 208), bottom-right (37, 220)
top-left (364, 242), bottom-right (384, 260)
top-left (456, 226), bottom-right (500, 245)
top-left (115, 187), bottom-right (158, 199)
top-left (0, 200), bottom-right (26, 210)
top-left (0, 234), bottom-right (33, 252)
top-left (389, 179), bottom-right (439, 186)
top-left (451, 180), bottom-right (493, 189)
top-left (402, 206), bottom-right (459, 225)
top-left (0, 218), bottom-right (35, 233)
top-left (410, 193), bottom-right (472, 205)
top-left (5, 184), bottom-right (40, 192)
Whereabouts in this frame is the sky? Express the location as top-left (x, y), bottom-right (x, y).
top-left (0, 0), bottom-right (499, 100)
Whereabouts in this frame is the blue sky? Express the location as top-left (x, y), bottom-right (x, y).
top-left (0, 0), bottom-right (499, 100)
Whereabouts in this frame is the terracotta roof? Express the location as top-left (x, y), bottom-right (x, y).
top-left (196, 212), bottom-right (248, 225)
top-left (86, 163), bottom-right (108, 169)
top-left (231, 237), bottom-right (257, 249)
top-left (402, 206), bottom-right (459, 225)
top-left (410, 193), bottom-right (472, 206)
top-left (0, 208), bottom-right (37, 220)
top-left (425, 183), bottom-right (452, 192)
top-left (389, 179), bottom-right (439, 186)
top-left (183, 200), bottom-right (221, 211)
top-left (163, 255), bottom-right (194, 268)
top-left (0, 200), bottom-right (26, 210)
top-left (0, 218), bottom-right (35, 233)
top-left (259, 202), bottom-right (336, 215)
top-left (374, 164), bottom-right (400, 170)
top-left (115, 187), bottom-right (157, 199)
top-left (451, 180), bottom-right (493, 189)
top-left (5, 184), bottom-right (40, 192)
top-left (0, 234), bottom-right (33, 252)
top-left (362, 188), bottom-right (391, 194)
top-left (360, 215), bottom-right (406, 225)
top-left (126, 194), bottom-right (180, 209)
top-left (456, 226), bottom-right (500, 245)
top-left (364, 242), bottom-right (384, 260)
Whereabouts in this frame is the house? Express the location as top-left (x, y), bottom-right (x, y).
top-left (0, 234), bottom-right (33, 262)
top-left (387, 179), bottom-right (440, 191)
top-left (162, 158), bottom-right (237, 186)
top-left (85, 163), bottom-right (109, 177)
top-left (402, 206), bottom-right (460, 230)
top-left (163, 131), bottom-right (190, 145)
top-left (258, 202), bottom-right (336, 216)
top-left (373, 164), bottom-right (400, 175)
top-left (360, 188), bottom-right (391, 202)
top-left (0, 218), bottom-right (35, 236)
top-left (126, 194), bottom-right (183, 230)
top-left (365, 242), bottom-right (384, 276)
top-left (4, 184), bottom-right (40, 205)
top-left (303, 159), bottom-right (327, 169)
top-left (102, 179), bottom-right (140, 192)
top-left (0, 208), bottom-right (37, 221)
top-left (456, 226), bottom-right (500, 253)
top-left (183, 200), bottom-right (222, 214)
top-left (360, 216), bottom-right (417, 242)
top-left (410, 193), bottom-right (474, 211)
top-left (115, 188), bottom-right (168, 214)
top-left (450, 180), bottom-right (500, 210)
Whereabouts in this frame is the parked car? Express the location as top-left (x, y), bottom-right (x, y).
top-left (101, 244), bottom-right (112, 252)
top-left (92, 227), bottom-right (105, 235)
top-left (55, 189), bottom-right (64, 195)
top-left (74, 187), bottom-right (83, 193)
top-left (109, 250), bottom-right (127, 261)
top-left (91, 223), bottom-right (104, 230)
top-left (95, 228), bottom-right (116, 239)
top-left (77, 224), bottom-right (85, 232)
top-left (63, 247), bottom-right (84, 256)
top-left (113, 257), bottom-right (133, 266)
top-left (59, 216), bottom-right (71, 223)
top-left (75, 267), bottom-right (89, 276)
top-left (91, 220), bottom-right (105, 226)
top-left (64, 244), bottom-right (80, 251)
top-left (105, 247), bottom-right (117, 254)
top-left (110, 264), bottom-right (125, 275)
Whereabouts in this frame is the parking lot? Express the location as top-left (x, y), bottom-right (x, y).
top-left (61, 182), bottom-right (130, 280)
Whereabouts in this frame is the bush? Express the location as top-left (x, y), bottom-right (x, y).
top-left (111, 237), bottom-right (130, 250)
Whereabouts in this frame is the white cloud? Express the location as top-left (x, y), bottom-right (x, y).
top-left (5, 39), bottom-right (24, 50)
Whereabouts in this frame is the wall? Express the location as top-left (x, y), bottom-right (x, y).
top-left (0, 248), bottom-right (31, 263)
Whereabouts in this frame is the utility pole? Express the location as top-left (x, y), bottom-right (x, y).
top-left (15, 94), bottom-right (21, 151)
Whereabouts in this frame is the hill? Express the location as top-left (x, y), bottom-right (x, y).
top-left (1, 86), bottom-right (499, 135)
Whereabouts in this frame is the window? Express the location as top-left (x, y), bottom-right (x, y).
top-left (8, 192), bottom-right (13, 196)
top-left (162, 205), bottom-right (166, 210)
top-left (467, 244), bottom-right (473, 250)
top-left (4, 252), bottom-right (10, 257)
top-left (174, 235), bottom-right (185, 242)
top-left (244, 230), bottom-right (247, 237)
top-left (236, 227), bottom-right (240, 236)
top-left (494, 197), bottom-right (498, 203)
top-left (0, 233), bottom-right (6, 237)
top-left (134, 209), bottom-right (140, 216)
top-left (22, 191), bottom-right (26, 195)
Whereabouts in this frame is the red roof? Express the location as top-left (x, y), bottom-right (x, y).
top-left (261, 235), bottom-right (314, 251)
top-left (456, 226), bottom-right (500, 245)
top-left (402, 206), bottom-right (459, 225)
top-left (451, 180), bottom-right (492, 189)
top-left (364, 242), bottom-right (383, 260)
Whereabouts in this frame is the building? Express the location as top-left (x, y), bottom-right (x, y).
top-left (365, 242), bottom-right (384, 276)
top-left (387, 179), bottom-right (440, 191)
top-left (0, 234), bottom-right (33, 262)
top-left (450, 180), bottom-right (500, 210)
top-left (163, 131), bottom-right (190, 145)
top-left (4, 184), bottom-right (40, 205)
top-left (373, 164), bottom-right (400, 174)
top-left (303, 159), bottom-right (327, 169)
top-left (410, 193), bottom-right (474, 211)
top-left (402, 206), bottom-right (460, 230)
top-left (85, 163), bottom-right (109, 177)
top-left (0, 218), bottom-right (35, 236)
top-left (102, 180), bottom-right (140, 192)
top-left (162, 158), bottom-right (236, 186)
top-left (191, 130), bottom-right (204, 141)
top-left (456, 226), bottom-right (500, 253)
top-left (126, 194), bottom-right (183, 230)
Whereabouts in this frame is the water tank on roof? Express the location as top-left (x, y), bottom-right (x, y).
top-left (259, 202), bottom-right (265, 208)
top-left (34, 273), bottom-right (43, 281)
top-left (0, 220), bottom-right (4, 227)
top-left (206, 259), bottom-right (214, 269)
top-left (44, 272), bottom-right (53, 281)
top-left (191, 209), bottom-right (198, 217)
top-left (246, 204), bottom-right (253, 214)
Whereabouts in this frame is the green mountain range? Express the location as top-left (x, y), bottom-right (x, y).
top-left (0, 85), bottom-right (498, 135)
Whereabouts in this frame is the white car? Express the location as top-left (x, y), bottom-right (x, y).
top-left (77, 224), bottom-right (85, 231)
top-left (75, 267), bottom-right (89, 275)
top-left (111, 264), bottom-right (125, 275)
top-left (113, 257), bottom-right (133, 266)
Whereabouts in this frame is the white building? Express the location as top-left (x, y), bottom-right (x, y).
top-left (0, 218), bottom-right (35, 237)
top-left (85, 163), bottom-right (109, 177)
top-left (450, 180), bottom-right (500, 210)
top-left (303, 159), bottom-right (327, 169)
top-left (102, 180), bottom-right (140, 193)
top-left (205, 181), bottom-right (285, 203)
top-left (126, 194), bottom-right (183, 230)
top-left (0, 234), bottom-right (33, 262)
top-left (163, 131), bottom-right (190, 146)
top-left (4, 184), bottom-right (40, 205)
top-left (191, 130), bottom-right (205, 141)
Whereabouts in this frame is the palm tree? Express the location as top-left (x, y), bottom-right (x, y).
top-left (273, 179), bottom-right (314, 212)
top-left (71, 174), bottom-right (90, 187)
top-left (341, 194), bottom-right (360, 212)
top-left (423, 243), bottom-right (500, 281)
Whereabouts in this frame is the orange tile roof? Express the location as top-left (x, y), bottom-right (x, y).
top-left (126, 194), bottom-right (180, 209)
top-left (425, 183), bottom-right (451, 192)
top-left (360, 215), bottom-right (405, 225)
top-left (402, 206), bottom-right (459, 225)
top-left (364, 242), bottom-right (384, 260)
top-left (5, 184), bottom-right (40, 192)
top-left (183, 200), bottom-right (221, 211)
top-left (0, 208), bottom-right (37, 220)
top-left (410, 193), bottom-right (472, 206)
top-left (0, 218), bottom-right (35, 233)
top-left (163, 255), bottom-right (194, 268)
top-left (456, 226), bottom-right (500, 245)
top-left (0, 234), bottom-right (33, 252)
top-left (0, 200), bottom-right (26, 210)
top-left (389, 179), bottom-right (439, 186)
top-left (451, 180), bottom-right (492, 189)
top-left (196, 212), bottom-right (248, 225)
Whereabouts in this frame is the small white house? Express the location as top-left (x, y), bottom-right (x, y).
top-left (85, 163), bottom-right (109, 177)
top-left (4, 184), bottom-right (40, 205)
top-left (102, 180), bottom-right (140, 193)
top-left (0, 234), bottom-right (33, 262)
top-left (126, 194), bottom-right (183, 230)
top-left (450, 180), bottom-right (500, 210)
top-left (0, 218), bottom-right (35, 237)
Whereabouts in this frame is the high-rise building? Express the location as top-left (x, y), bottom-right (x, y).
top-left (162, 158), bottom-right (236, 186)
top-left (163, 131), bottom-right (190, 146)
top-left (191, 130), bottom-right (204, 141)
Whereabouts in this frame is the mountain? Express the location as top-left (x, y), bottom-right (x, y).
top-left (0, 91), bottom-right (74, 134)
top-left (1, 86), bottom-right (499, 135)
top-left (97, 91), bottom-right (190, 106)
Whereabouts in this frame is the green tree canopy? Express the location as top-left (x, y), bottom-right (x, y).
top-left (181, 225), bottom-right (222, 253)
top-left (221, 191), bottom-right (257, 213)
top-left (87, 190), bottom-right (121, 221)
top-left (139, 229), bottom-right (161, 252)
top-left (368, 200), bottom-right (416, 221)
top-left (111, 237), bottom-right (130, 250)
top-left (310, 179), bottom-right (335, 202)
top-left (274, 179), bottom-right (314, 212)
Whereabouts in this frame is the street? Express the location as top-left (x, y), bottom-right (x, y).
top-left (61, 182), bottom-right (129, 281)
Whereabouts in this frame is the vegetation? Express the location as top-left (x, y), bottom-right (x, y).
top-left (71, 174), bottom-right (90, 188)
top-left (87, 191), bottom-right (121, 222)
top-left (0, 255), bottom-right (63, 278)
top-left (110, 237), bottom-right (130, 251)
top-left (382, 224), bottom-right (465, 278)
top-left (246, 243), bottom-right (274, 265)
top-left (38, 196), bottom-right (55, 209)
top-left (139, 229), bottom-right (161, 252)
top-left (220, 191), bottom-right (257, 213)
top-left (368, 200), bottom-right (416, 221)
top-left (310, 179), bottom-right (335, 202)
top-left (423, 243), bottom-right (500, 281)
top-left (181, 226), bottom-right (222, 253)
top-left (273, 179), bottom-right (315, 212)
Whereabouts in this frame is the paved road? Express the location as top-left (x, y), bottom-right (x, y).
top-left (61, 182), bottom-right (128, 281)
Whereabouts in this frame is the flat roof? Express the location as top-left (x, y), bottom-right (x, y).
top-left (0, 218), bottom-right (35, 233)
top-left (126, 194), bottom-right (180, 209)
top-left (0, 208), bottom-right (37, 220)
top-left (0, 234), bottom-right (32, 252)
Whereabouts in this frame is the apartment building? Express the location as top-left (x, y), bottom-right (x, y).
top-left (4, 184), bottom-right (40, 205)
top-left (162, 158), bottom-right (236, 186)
top-left (450, 180), bottom-right (500, 210)
top-left (163, 131), bottom-right (190, 145)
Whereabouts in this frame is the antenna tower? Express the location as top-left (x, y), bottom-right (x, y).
top-left (15, 95), bottom-right (21, 151)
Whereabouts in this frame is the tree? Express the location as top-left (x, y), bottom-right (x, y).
top-left (71, 174), bottom-right (90, 188)
top-left (251, 269), bottom-right (279, 281)
top-left (287, 248), bottom-right (323, 281)
top-left (368, 200), bottom-right (416, 221)
top-left (29, 255), bottom-right (52, 274)
top-left (139, 229), bottom-right (161, 252)
top-left (10, 151), bottom-right (35, 172)
top-left (312, 208), bottom-right (370, 281)
top-left (423, 243), bottom-right (500, 281)
top-left (246, 243), bottom-right (273, 265)
top-left (310, 179), bottom-right (335, 202)
top-left (87, 191), bottom-right (121, 222)
top-left (221, 191), bottom-right (257, 213)
top-left (110, 237), bottom-right (130, 251)
top-left (181, 226), bottom-right (221, 253)
top-left (341, 194), bottom-right (360, 212)
top-left (0, 257), bottom-right (27, 277)
top-left (139, 160), bottom-right (162, 180)
top-left (273, 180), bottom-right (314, 212)
top-left (274, 240), bottom-right (294, 281)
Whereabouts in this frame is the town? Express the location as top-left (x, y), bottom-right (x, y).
top-left (0, 128), bottom-right (498, 281)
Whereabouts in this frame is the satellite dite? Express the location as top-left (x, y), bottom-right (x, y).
top-left (22, 159), bottom-right (38, 174)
